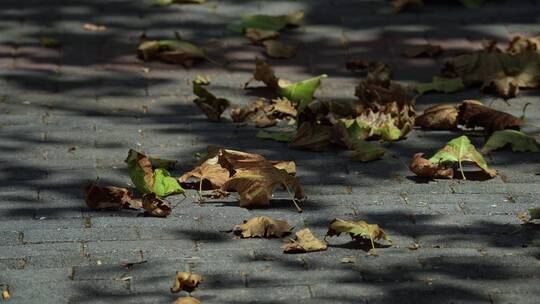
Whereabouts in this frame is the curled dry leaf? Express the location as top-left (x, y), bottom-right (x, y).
top-left (282, 228), bottom-right (327, 253)
top-left (85, 183), bottom-right (142, 210)
top-left (171, 297), bottom-right (202, 304)
top-left (170, 272), bottom-right (202, 293)
top-left (402, 44), bottom-right (443, 58)
top-left (178, 157), bottom-right (230, 189)
top-left (234, 216), bottom-right (293, 238)
top-left (245, 28), bottom-right (280, 44)
top-left (428, 135), bottom-right (497, 179)
top-left (263, 40), bottom-right (297, 59)
top-left (1, 288), bottom-right (10, 300)
top-left (231, 98), bottom-right (296, 128)
top-left (458, 100), bottom-right (523, 132)
top-left (409, 153), bottom-right (454, 179)
top-left (223, 165), bottom-right (304, 208)
top-left (506, 36), bottom-right (540, 55)
top-left (482, 130), bottom-right (539, 153)
top-left (326, 219), bottom-right (392, 250)
top-left (137, 38), bottom-right (206, 65)
top-left (142, 193), bottom-right (172, 217)
top-left (443, 38), bottom-right (540, 98)
top-left (415, 104), bottom-right (459, 129)
top-left (83, 23), bottom-right (106, 32)
top-left (193, 76), bottom-right (230, 122)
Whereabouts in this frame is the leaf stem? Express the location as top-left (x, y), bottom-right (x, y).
top-left (284, 184), bottom-right (303, 213)
top-left (459, 160), bottom-right (466, 180)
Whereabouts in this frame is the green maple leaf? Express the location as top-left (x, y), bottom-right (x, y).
top-left (483, 130), bottom-right (539, 153)
top-left (429, 135), bottom-right (497, 179)
top-left (278, 75), bottom-right (327, 112)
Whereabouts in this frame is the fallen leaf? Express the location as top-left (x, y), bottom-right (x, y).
top-left (155, 0), bottom-right (206, 6)
top-left (257, 130), bottom-right (295, 142)
top-left (409, 153), bottom-right (454, 179)
top-left (149, 156), bottom-right (178, 170)
top-left (326, 219), bottom-right (392, 250)
top-left (429, 135), bottom-right (497, 179)
top-left (340, 256), bottom-right (357, 264)
top-left (247, 59), bottom-right (326, 112)
top-left (506, 36), bottom-right (540, 55)
top-left (443, 39), bottom-right (540, 98)
top-left (482, 130), bottom-right (539, 152)
top-left (344, 110), bottom-right (408, 141)
top-left (223, 165), bottom-right (304, 209)
top-left (347, 138), bottom-right (386, 162)
top-left (193, 76), bottom-right (230, 122)
top-left (282, 228), bottom-right (327, 253)
top-left (137, 39), bottom-right (206, 65)
top-left (245, 28), bottom-right (280, 44)
top-left (142, 193), bottom-right (172, 217)
top-left (458, 100), bottom-right (523, 132)
top-left (39, 37), bottom-right (61, 48)
top-left (529, 208), bottom-right (540, 220)
top-left (415, 104), bottom-right (459, 129)
top-left (125, 149), bottom-right (184, 197)
top-left (403, 44), bottom-right (443, 58)
top-left (234, 216), bottom-right (293, 238)
top-left (172, 297), bottom-right (202, 304)
top-left (231, 98), bottom-right (296, 127)
top-left (415, 77), bottom-right (465, 94)
top-left (408, 243), bottom-right (421, 250)
top-left (170, 272), bottom-right (202, 293)
top-left (229, 11), bottom-right (304, 33)
top-left (391, 0), bottom-right (423, 11)
top-left (179, 156), bottom-right (231, 189)
top-left (272, 98), bottom-right (297, 117)
top-left (83, 23), bottom-right (106, 32)
top-left (263, 40), bottom-right (297, 59)
top-left (1, 288), bottom-right (9, 300)
top-left (84, 183), bottom-right (142, 210)
top-left (288, 122), bottom-right (334, 151)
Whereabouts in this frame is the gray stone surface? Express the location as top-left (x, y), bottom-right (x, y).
top-left (1, 0), bottom-right (539, 303)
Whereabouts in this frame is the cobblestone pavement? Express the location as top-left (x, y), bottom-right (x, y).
top-left (1, 0), bottom-right (540, 303)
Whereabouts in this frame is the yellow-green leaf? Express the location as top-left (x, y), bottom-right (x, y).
top-left (483, 130), bottom-right (539, 153)
top-left (278, 75), bottom-right (327, 112)
top-left (153, 168), bottom-right (184, 197)
top-left (415, 77), bottom-right (465, 95)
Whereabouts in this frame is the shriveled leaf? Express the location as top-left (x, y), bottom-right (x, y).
top-left (263, 40), bottom-right (297, 59)
top-left (155, 0), bottom-right (205, 6)
top-left (482, 130), bottom-right (539, 153)
top-left (443, 42), bottom-right (540, 98)
top-left (223, 166), bottom-right (304, 208)
top-left (84, 183), bottom-right (142, 210)
top-left (415, 77), bottom-right (465, 94)
top-left (193, 76), bottom-right (230, 121)
top-left (234, 216), bottom-right (293, 238)
top-left (142, 193), bottom-right (172, 217)
top-left (269, 160), bottom-right (297, 175)
top-left (229, 11), bottom-right (304, 33)
top-left (178, 156), bottom-right (231, 189)
top-left (403, 44), bottom-right (443, 58)
top-left (170, 272), bottom-right (202, 293)
top-left (415, 104), bottom-right (459, 129)
top-left (429, 135), bottom-right (497, 179)
top-left (232, 98), bottom-right (296, 127)
top-left (326, 219), bottom-right (391, 249)
top-left (39, 37), bottom-right (61, 48)
top-left (282, 228), bottom-right (327, 253)
top-left (172, 297), bottom-right (202, 304)
top-left (137, 39), bottom-right (206, 65)
top-left (507, 36), bottom-right (540, 56)
top-left (257, 130), bottom-right (295, 142)
top-left (458, 100), bottom-right (523, 132)
top-left (410, 153), bottom-right (454, 179)
top-left (153, 168), bottom-right (184, 197)
top-left (83, 23), bottom-right (106, 32)
top-left (344, 111), bottom-right (407, 141)
top-left (273, 97), bottom-right (297, 117)
top-left (125, 149), bottom-right (154, 194)
top-left (245, 28), bottom-right (279, 44)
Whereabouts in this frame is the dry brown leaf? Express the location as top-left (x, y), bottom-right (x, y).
top-left (506, 36), bottom-right (540, 55)
top-left (326, 219), bottom-right (392, 250)
top-left (178, 156), bottom-right (231, 189)
top-left (409, 153), bottom-right (454, 179)
top-left (170, 272), bottom-right (202, 293)
top-left (231, 98), bottom-right (296, 127)
top-left (142, 193), bottom-right (172, 217)
top-left (282, 228), bottom-right (327, 253)
top-left (288, 122), bottom-right (334, 151)
top-left (223, 165), bottom-right (304, 208)
top-left (172, 297), bottom-right (202, 304)
top-left (458, 100), bottom-right (523, 132)
top-left (269, 160), bottom-right (296, 175)
top-left (263, 40), bottom-right (297, 59)
top-left (245, 28), bottom-right (280, 44)
top-left (403, 44), bottom-right (443, 58)
top-left (83, 23), bottom-right (106, 32)
top-left (193, 76), bottom-right (230, 122)
top-left (2, 288), bottom-right (10, 300)
top-left (415, 104), bottom-right (459, 129)
top-left (84, 183), bottom-right (142, 210)
top-left (234, 216), bottom-right (293, 238)
top-left (340, 256), bottom-right (357, 263)
top-left (247, 58), bottom-right (283, 89)
top-left (272, 97), bottom-right (297, 117)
